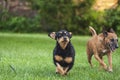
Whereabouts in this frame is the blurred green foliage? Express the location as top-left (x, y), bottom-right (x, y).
top-left (104, 6), bottom-right (120, 35)
top-left (0, 11), bottom-right (41, 33)
top-left (0, 0), bottom-right (120, 35)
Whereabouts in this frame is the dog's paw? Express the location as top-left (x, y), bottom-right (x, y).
top-left (64, 72), bottom-right (68, 75)
top-left (61, 71), bottom-right (68, 76)
top-left (108, 68), bottom-right (113, 72)
top-left (104, 66), bottom-right (108, 71)
top-left (108, 69), bottom-right (113, 72)
top-left (106, 67), bottom-right (113, 72)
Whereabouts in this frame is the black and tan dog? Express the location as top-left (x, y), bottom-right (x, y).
top-left (48, 30), bottom-right (75, 75)
top-left (87, 26), bottom-right (119, 72)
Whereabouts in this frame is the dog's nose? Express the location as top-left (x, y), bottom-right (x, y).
top-left (115, 44), bottom-right (119, 48)
top-left (64, 37), bottom-right (67, 40)
top-left (63, 37), bottom-right (67, 40)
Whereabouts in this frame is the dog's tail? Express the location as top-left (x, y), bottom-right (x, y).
top-left (89, 26), bottom-right (97, 36)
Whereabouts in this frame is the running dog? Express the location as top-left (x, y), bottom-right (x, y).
top-left (48, 30), bottom-right (75, 75)
top-left (87, 26), bottom-right (119, 72)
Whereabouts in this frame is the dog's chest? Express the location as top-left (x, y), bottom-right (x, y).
top-left (98, 45), bottom-right (109, 55)
top-left (54, 55), bottom-right (73, 64)
top-left (99, 49), bottom-right (109, 56)
top-left (102, 49), bottom-right (108, 53)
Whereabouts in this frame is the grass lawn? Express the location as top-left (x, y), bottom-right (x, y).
top-left (0, 33), bottom-right (120, 80)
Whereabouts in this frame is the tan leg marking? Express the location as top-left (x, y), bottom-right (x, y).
top-left (56, 67), bottom-right (58, 73)
top-left (64, 67), bottom-right (69, 75)
top-left (55, 55), bottom-right (63, 62)
top-left (64, 57), bottom-right (72, 63)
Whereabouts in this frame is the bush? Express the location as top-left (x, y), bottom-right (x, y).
top-left (0, 12), bottom-right (42, 33)
top-left (104, 5), bottom-right (120, 35)
top-left (0, 0), bottom-right (120, 35)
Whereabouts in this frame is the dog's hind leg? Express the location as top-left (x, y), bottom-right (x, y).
top-left (87, 47), bottom-right (93, 67)
top-left (87, 53), bottom-right (93, 67)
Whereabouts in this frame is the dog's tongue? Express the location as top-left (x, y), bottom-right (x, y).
top-left (111, 47), bottom-right (116, 52)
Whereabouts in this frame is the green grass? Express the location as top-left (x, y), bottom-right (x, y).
top-left (0, 33), bottom-right (120, 80)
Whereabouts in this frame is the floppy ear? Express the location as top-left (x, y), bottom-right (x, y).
top-left (69, 32), bottom-right (72, 38)
top-left (107, 28), bottom-right (115, 33)
top-left (103, 31), bottom-right (108, 37)
top-left (48, 32), bottom-right (56, 40)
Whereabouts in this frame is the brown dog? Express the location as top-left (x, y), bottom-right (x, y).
top-left (87, 26), bottom-right (119, 72)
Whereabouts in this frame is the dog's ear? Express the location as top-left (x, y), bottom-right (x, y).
top-left (48, 32), bottom-right (56, 40)
top-left (69, 32), bottom-right (72, 38)
top-left (103, 31), bottom-right (108, 37)
top-left (107, 28), bottom-right (115, 33)
top-left (102, 26), bottom-right (108, 37)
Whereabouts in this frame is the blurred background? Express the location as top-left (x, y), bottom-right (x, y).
top-left (0, 0), bottom-right (120, 35)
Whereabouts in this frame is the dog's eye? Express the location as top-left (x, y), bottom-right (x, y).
top-left (58, 34), bottom-right (62, 37)
top-left (66, 33), bottom-right (68, 36)
top-left (110, 39), bottom-right (114, 42)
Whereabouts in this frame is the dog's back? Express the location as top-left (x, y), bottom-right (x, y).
top-left (87, 27), bottom-right (98, 54)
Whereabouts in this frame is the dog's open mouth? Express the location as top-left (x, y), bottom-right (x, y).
top-left (62, 40), bottom-right (68, 44)
top-left (109, 44), bottom-right (116, 52)
top-left (59, 40), bottom-right (69, 49)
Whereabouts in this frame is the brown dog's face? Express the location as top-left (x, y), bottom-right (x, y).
top-left (103, 28), bottom-right (119, 52)
top-left (48, 30), bottom-right (72, 49)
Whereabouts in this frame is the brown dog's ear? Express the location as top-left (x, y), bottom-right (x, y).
top-left (102, 26), bottom-right (110, 37)
top-left (103, 31), bottom-right (108, 37)
top-left (48, 32), bottom-right (56, 40)
top-left (107, 28), bottom-right (115, 33)
top-left (69, 32), bottom-right (72, 38)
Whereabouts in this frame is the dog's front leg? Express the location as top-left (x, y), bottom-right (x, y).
top-left (107, 52), bottom-right (113, 72)
top-left (99, 56), bottom-right (103, 70)
top-left (94, 54), bottom-right (107, 70)
top-left (63, 67), bottom-right (69, 75)
top-left (56, 63), bottom-right (65, 75)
